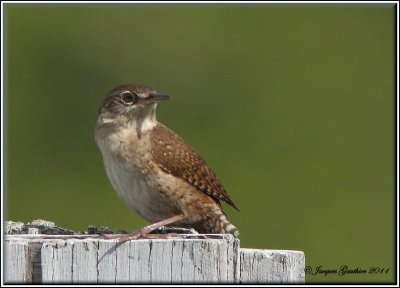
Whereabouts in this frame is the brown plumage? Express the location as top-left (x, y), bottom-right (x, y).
top-left (150, 123), bottom-right (239, 211)
top-left (95, 84), bottom-right (239, 239)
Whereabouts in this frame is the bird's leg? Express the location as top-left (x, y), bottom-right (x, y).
top-left (104, 214), bottom-right (185, 241)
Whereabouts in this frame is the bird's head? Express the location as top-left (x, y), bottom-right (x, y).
top-left (97, 84), bottom-right (169, 128)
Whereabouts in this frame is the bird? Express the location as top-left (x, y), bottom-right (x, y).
top-left (95, 84), bottom-right (239, 240)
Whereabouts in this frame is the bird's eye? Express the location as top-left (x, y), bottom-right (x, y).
top-left (121, 91), bottom-right (137, 105)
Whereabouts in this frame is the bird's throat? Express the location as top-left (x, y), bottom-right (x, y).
top-left (130, 105), bottom-right (158, 139)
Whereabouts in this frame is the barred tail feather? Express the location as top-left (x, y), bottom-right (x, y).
top-left (212, 213), bottom-right (240, 238)
top-left (222, 222), bottom-right (240, 238)
top-left (186, 213), bottom-right (239, 238)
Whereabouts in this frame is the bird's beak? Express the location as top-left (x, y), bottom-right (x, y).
top-left (143, 92), bottom-right (170, 103)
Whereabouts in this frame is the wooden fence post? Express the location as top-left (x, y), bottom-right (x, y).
top-left (4, 220), bottom-right (305, 284)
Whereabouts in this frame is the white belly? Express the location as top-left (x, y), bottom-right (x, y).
top-left (102, 155), bottom-right (173, 223)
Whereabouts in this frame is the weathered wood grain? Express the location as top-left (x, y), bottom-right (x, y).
top-left (41, 239), bottom-right (73, 283)
top-left (4, 221), bottom-right (305, 284)
top-left (240, 248), bottom-right (305, 283)
top-left (5, 238), bottom-right (32, 283)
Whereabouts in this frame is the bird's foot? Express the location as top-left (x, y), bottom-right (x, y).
top-left (151, 226), bottom-right (198, 235)
top-left (101, 227), bottom-right (150, 241)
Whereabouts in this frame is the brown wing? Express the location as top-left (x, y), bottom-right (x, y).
top-left (150, 124), bottom-right (239, 211)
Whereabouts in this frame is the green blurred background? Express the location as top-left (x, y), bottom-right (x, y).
top-left (5, 4), bottom-right (395, 283)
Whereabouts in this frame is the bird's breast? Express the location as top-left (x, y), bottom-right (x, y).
top-left (101, 152), bottom-right (176, 223)
top-left (96, 127), bottom-right (177, 223)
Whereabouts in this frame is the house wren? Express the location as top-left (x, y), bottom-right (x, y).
top-left (95, 84), bottom-right (239, 239)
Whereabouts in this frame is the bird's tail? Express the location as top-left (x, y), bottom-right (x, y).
top-left (201, 213), bottom-right (239, 238)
